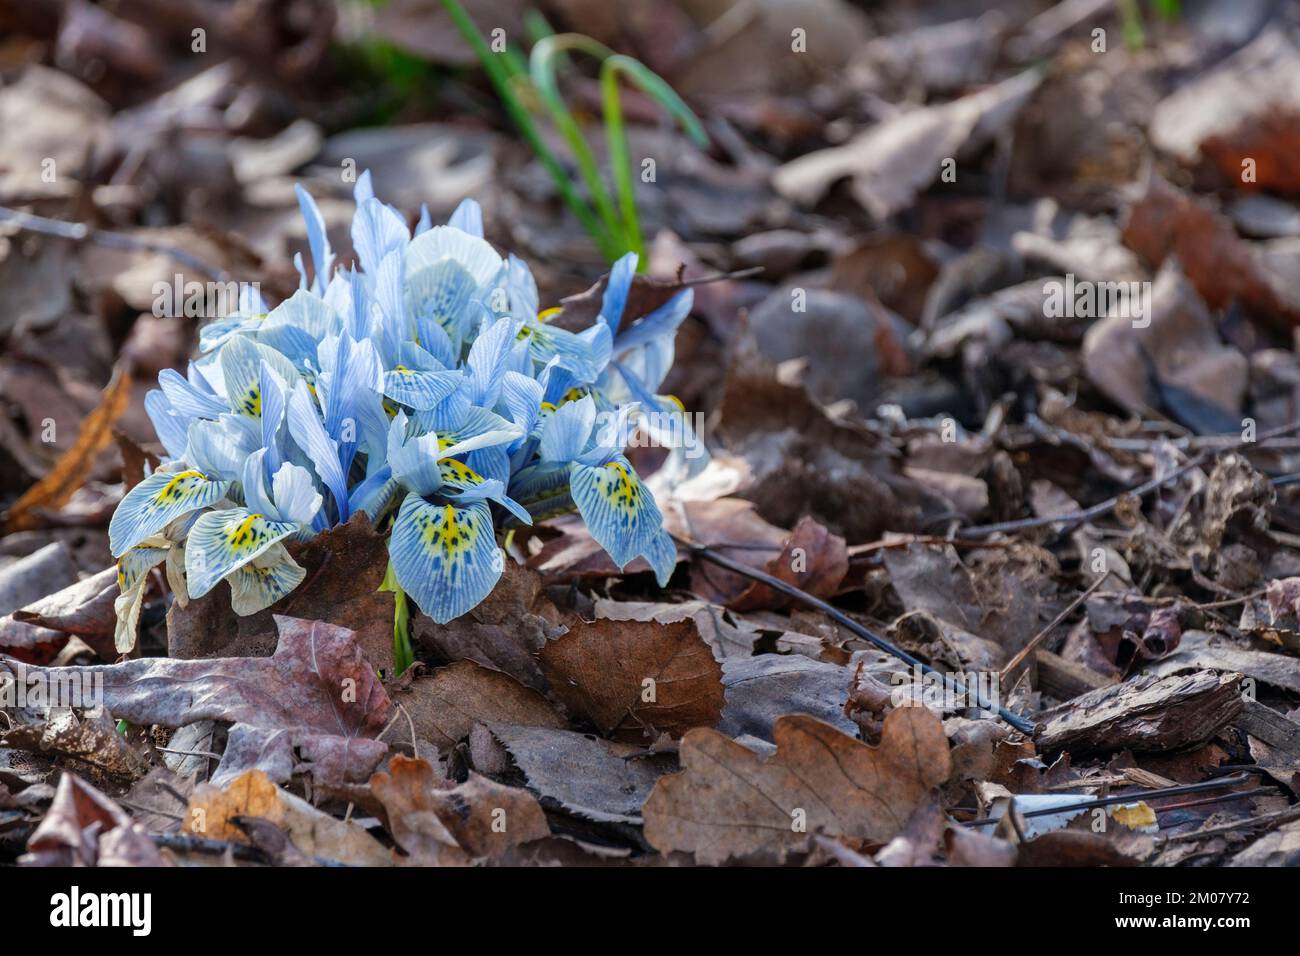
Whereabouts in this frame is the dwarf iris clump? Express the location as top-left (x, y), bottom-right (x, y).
top-left (109, 172), bottom-right (695, 650)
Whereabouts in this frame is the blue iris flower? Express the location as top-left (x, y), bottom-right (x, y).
top-left (111, 172), bottom-right (694, 642)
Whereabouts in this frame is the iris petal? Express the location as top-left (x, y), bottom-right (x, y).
top-left (184, 508), bottom-right (299, 599)
top-left (389, 495), bottom-right (501, 624)
top-left (108, 469), bottom-right (229, 557)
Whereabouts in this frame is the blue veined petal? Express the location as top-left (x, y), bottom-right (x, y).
top-left (114, 545), bottom-right (168, 653)
top-left (219, 335), bottom-right (300, 420)
top-left (465, 445), bottom-right (509, 486)
top-left (465, 315), bottom-right (519, 406)
top-left (373, 249), bottom-right (407, 364)
top-left (117, 545), bottom-right (169, 595)
top-left (295, 184), bottom-right (334, 293)
top-left (286, 381), bottom-right (349, 520)
top-left (415, 203), bottom-right (432, 236)
top-left (348, 463), bottom-right (397, 520)
top-left (254, 324), bottom-right (318, 377)
top-left (227, 542), bottom-right (306, 615)
top-left (407, 226), bottom-right (503, 290)
top-left (389, 495), bottom-right (502, 624)
top-left (352, 196), bottom-right (409, 276)
top-left (241, 448), bottom-right (276, 516)
top-left (408, 257), bottom-right (479, 352)
top-left (612, 288), bottom-right (693, 354)
top-left (318, 333), bottom-right (383, 439)
top-left (499, 371), bottom-right (543, 447)
top-left (569, 455), bottom-right (668, 577)
top-left (540, 395), bottom-right (596, 463)
top-left (386, 412), bottom-right (444, 497)
top-left (577, 402), bottom-right (640, 466)
top-left (109, 469), bottom-right (229, 557)
top-left (599, 252), bottom-right (638, 335)
top-left (437, 410), bottom-right (522, 459)
top-left (448, 198), bottom-right (484, 237)
top-left (159, 367), bottom-right (228, 420)
top-left (539, 361), bottom-right (579, 407)
top-left (643, 529), bottom-right (678, 587)
top-left (262, 288), bottom-right (341, 341)
top-left (197, 314), bottom-right (261, 354)
top-left (440, 469), bottom-right (533, 526)
top-left (409, 383), bottom-right (470, 435)
top-left (528, 321), bottom-right (611, 384)
top-left (185, 414), bottom-right (256, 481)
top-left (144, 390), bottom-right (188, 459)
top-left (259, 361), bottom-right (288, 471)
top-left (506, 254), bottom-right (539, 318)
top-left (507, 463), bottom-right (574, 523)
top-left (185, 508), bottom-right (299, 599)
top-left (354, 168), bottom-right (375, 203)
top-left (383, 360), bottom-right (462, 411)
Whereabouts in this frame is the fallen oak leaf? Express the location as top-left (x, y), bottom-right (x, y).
top-left (393, 660), bottom-right (566, 751)
top-left (487, 722), bottom-right (676, 824)
top-left (1, 615), bottom-right (392, 786)
top-left (539, 617), bottom-right (725, 743)
top-left (642, 710), bottom-right (951, 865)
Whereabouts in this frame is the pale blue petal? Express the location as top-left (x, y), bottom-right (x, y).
top-left (108, 469), bottom-right (229, 557)
top-left (569, 455), bottom-right (666, 572)
top-left (540, 395), bottom-right (595, 463)
top-left (448, 198), bottom-right (484, 238)
top-left (185, 507), bottom-right (299, 599)
top-left (389, 495), bottom-right (501, 624)
top-left (228, 542), bottom-right (305, 615)
top-left (295, 184), bottom-right (334, 292)
top-left (286, 381), bottom-right (348, 520)
top-left (600, 253), bottom-right (638, 335)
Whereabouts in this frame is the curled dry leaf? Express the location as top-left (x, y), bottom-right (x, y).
top-left (3, 365), bottom-right (131, 534)
top-left (370, 755), bottom-right (549, 864)
top-left (186, 769), bottom-right (391, 867)
top-left (774, 69), bottom-right (1040, 219)
top-left (13, 565), bottom-right (118, 644)
top-left (21, 771), bottom-right (165, 867)
top-left (642, 709), bottom-right (952, 865)
top-left (539, 617), bottom-right (724, 744)
top-left (2, 615), bottom-right (393, 786)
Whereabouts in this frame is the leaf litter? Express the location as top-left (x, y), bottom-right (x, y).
top-left (2, 0), bottom-right (1300, 871)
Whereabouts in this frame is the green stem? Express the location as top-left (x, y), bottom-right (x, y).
top-left (437, 0), bottom-right (618, 259)
top-left (380, 561), bottom-right (414, 676)
top-left (530, 35), bottom-right (625, 248)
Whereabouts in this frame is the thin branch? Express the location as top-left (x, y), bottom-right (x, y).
top-left (671, 532), bottom-right (1037, 734)
top-left (0, 206), bottom-right (231, 282)
top-left (956, 418), bottom-right (1300, 540)
top-left (963, 772), bottom-right (1253, 827)
top-left (1000, 572), bottom-right (1111, 682)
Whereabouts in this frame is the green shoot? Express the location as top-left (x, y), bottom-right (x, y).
top-left (438, 0), bottom-right (707, 264)
top-left (379, 560), bottom-right (414, 676)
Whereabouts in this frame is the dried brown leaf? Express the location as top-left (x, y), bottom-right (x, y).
top-left (643, 709), bottom-right (952, 864)
top-left (539, 617), bottom-right (724, 743)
